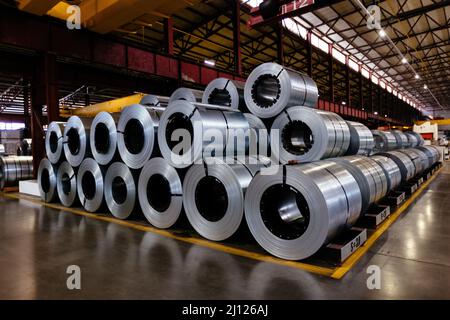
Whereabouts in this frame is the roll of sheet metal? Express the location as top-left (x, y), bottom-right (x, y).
top-left (138, 157), bottom-right (183, 229)
top-left (38, 158), bottom-right (58, 203)
top-left (244, 62), bottom-right (318, 118)
top-left (140, 94), bottom-right (169, 108)
top-left (202, 78), bottom-right (244, 110)
top-left (417, 146), bottom-right (439, 167)
top-left (0, 144), bottom-right (5, 156)
top-left (371, 155), bottom-right (402, 192)
top-left (0, 156), bottom-right (33, 190)
top-left (56, 161), bottom-right (78, 207)
top-left (104, 162), bottom-right (138, 220)
top-left (77, 158), bottom-right (105, 212)
top-left (405, 131), bottom-right (424, 147)
top-left (377, 151), bottom-right (415, 182)
top-left (46, 122), bottom-right (66, 164)
top-left (332, 156), bottom-right (388, 211)
top-left (391, 130), bottom-right (409, 149)
top-left (169, 87), bottom-right (203, 104)
top-left (117, 104), bottom-right (162, 169)
top-left (63, 116), bottom-right (93, 167)
top-left (90, 112), bottom-right (120, 165)
top-left (345, 121), bottom-right (374, 156)
top-left (17, 138), bottom-right (32, 156)
top-left (244, 161), bottom-right (362, 260)
top-left (372, 130), bottom-right (397, 152)
top-left (271, 106), bottom-right (350, 163)
top-left (398, 148), bottom-right (425, 176)
top-left (158, 100), bottom-right (250, 169)
top-left (183, 157), bottom-right (268, 241)
top-left (412, 148), bottom-right (431, 171)
top-left (244, 113), bottom-right (269, 156)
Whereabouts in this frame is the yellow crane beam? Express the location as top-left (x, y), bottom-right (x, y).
top-left (18, 0), bottom-right (61, 16)
top-left (415, 119), bottom-right (450, 126)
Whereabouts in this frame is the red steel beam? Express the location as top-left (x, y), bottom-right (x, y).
top-left (164, 17), bottom-right (174, 56)
top-left (232, 0), bottom-right (243, 76)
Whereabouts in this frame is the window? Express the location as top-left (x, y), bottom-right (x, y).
top-left (361, 68), bottom-right (370, 78)
top-left (371, 74), bottom-right (378, 84)
top-left (332, 47), bottom-right (346, 64)
top-left (349, 59), bottom-right (359, 71)
top-left (0, 122), bottom-right (25, 130)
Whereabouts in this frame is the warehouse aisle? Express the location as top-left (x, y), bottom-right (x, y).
top-left (0, 165), bottom-right (449, 299)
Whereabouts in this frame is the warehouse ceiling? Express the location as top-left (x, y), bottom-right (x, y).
top-left (2, 0), bottom-right (449, 118)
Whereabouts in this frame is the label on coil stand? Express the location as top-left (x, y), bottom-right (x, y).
top-left (340, 228), bottom-right (367, 262)
top-left (375, 206), bottom-right (391, 225)
top-left (417, 177), bottom-right (424, 186)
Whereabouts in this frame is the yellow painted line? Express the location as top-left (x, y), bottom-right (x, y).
top-left (330, 166), bottom-right (443, 279)
top-left (0, 191), bottom-right (334, 277)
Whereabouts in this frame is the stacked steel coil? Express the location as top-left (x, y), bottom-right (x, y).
top-left (46, 122), bottom-right (66, 163)
top-left (63, 116), bottom-right (93, 167)
top-left (169, 87), bottom-right (204, 104)
top-left (345, 121), bottom-right (374, 156)
top-left (404, 131), bottom-right (424, 147)
top-left (0, 156), bottom-right (33, 190)
top-left (202, 78), bottom-right (244, 110)
top-left (17, 138), bottom-right (32, 156)
top-left (372, 130), bottom-right (398, 152)
top-left (392, 130), bottom-right (410, 149)
top-left (37, 158), bottom-right (58, 203)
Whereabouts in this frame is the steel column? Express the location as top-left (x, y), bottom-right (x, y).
top-left (306, 32), bottom-right (313, 77)
top-left (164, 17), bottom-right (174, 56)
top-left (329, 44), bottom-right (334, 103)
top-left (232, 0), bottom-right (243, 75)
top-left (275, 22), bottom-right (284, 65)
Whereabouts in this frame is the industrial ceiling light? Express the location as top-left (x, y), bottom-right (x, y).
top-left (374, 111), bottom-right (378, 115)
top-left (384, 114), bottom-right (387, 118)
top-left (423, 84), bottom-right (428, 90)
top-left (401, 57), bottom-right (407, 64)
top-left (415, 74), bottom-right (420, 79)
top-left (204, 59), bottom-right (215, 67)
top-left (341, 101), bottom-right (346, 105)
top-left (378, 29), bottom-right (386, 37)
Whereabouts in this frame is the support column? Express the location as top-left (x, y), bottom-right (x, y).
top-left (306, 33), bottom-right (313, 77)
top-left (232, 0), bottom-right (242, 75)
top-left (368, 73), bottom-right (373, 114)
top-left (358, 70), bottom-right (363, 110)
top-left (23, 79), bottom-right (31, 138)
top-left (345, 57), bottom-right (350, 107)
top-left (164, 17), bottom-right (174, 56)
top-left (328, 44), bottom-right (334, 103)
top-left (275, 22), bottom-right (284, 65)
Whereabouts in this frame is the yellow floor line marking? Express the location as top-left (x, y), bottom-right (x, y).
top-left (330, 166), bottom-right (443, 279)
top-left (0, 191), bottom-right (334, 277)
top-left (0, 166), bottom-right (442, 279)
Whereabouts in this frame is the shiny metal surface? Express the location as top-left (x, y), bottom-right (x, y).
top-left (417, 146), bottom-right (440, 167)
top-left (140, 94), bottom-right (169, 107)
top-left (0, 156), bottom-right (33, 190)
top-left (0, 144), bottom-right (5, 155)
top-left (63, 116), bottom-right (93, 167)
top-left (138, 157), bottom-right (183, 229)
top-left (391, 130), bottom-right (409, 149)
top-left (244, 62), bottom-right (318, 118)
top-left (117, 104), bottom-right (162, 169)
top-left (271, 106), bottom-right (350, 163)
top-left (372, 130), bottom-right (397, 152)
top-left (371, 155), bottom-right (402, 192)
top-left (104, 162), bottom-right (137, 220)
top-left (76, 158), bottom-right (104, 212)
top-left (37, 158), bottom-right (58, 203)
top-left (345, 121), bottom-right (374, 156)
top-left (46, 122), bottom-right (66, 164)
top-left (398, 148), bottom-right (425, 176)
top-left (17, 138), bottom-right (32, 156)
top-left (169, 87), bottom-right (203, 104)
top-left (244, 161), bottom-right (361, 260)
top-left (158, 100), bottom-right (249, 169)
top-left (90, 112), bottom-right (120, 165)
top-left (377, 151), bottom-right (415, 182)
top-left (184, 157), bottom-right (267, 241)
top-left (56, 161), bottom-right (78, 207)
top-left (405, 131), bottom-right (424, 147)
top-left (202, 78), bottom-right (244, 110)
top-left (243, 113), bottom-right (269, 156)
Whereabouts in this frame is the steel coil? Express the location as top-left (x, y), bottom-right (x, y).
top-left (345, 121), bottom-right (374, 156)
top-left (417, 146), bottom-right (439, 167)
top-left (270, 106), bottom-right (350, 163)
top-left (244, 161), bottom-right (361, 260)
top-left (332, 156), bottom-right (388, 210)
top-left (46, 122), bottom-right (66, 163)
top-left (202, 78), bottom-right (244, 110)
top-left (411, 148), bottom-right (431, 171)
top-left (0, 144), bottom-right (5, 156)
top-left (63, 116), bottom-right (93, 167)
top-left (17, 138), bottom-right (32, 156)
top-left (77, 158), bottom-right (105, 212)
top-left (0, 156), bottom-right (33, 190)
top-left (244, 62), bottom-right (318, 118)
top-left (56, 161), bottom-right (78, 207)
top-left (169, 87), bottom-right (203, 104)
top-left (377, 151), bottom-right (415, 182)
top-left (244, 113), bottom-right (269, 156)
top-left (183, 157), bottom-right (268, 241)
top-left (372, 130), bottom-right (397, 152)
top-left (140, 94), bottom-right (169, 107)
top-left (371, 155), bottom-right (402, 192)
top-left (117, 104), bottom-right (162, 169)
top-left (391, 130), bottom-right (409, 149)
top-left (37, 158), bottom-right (58, 202)
top-left (90, 112), bottom-right (120, 165)
top-left (104, 162), bottom-right (138, 219)
top-left (398, 148), bottom-right (425, 176)
top-left (405, 131), bottom-right (424, 147)
top-left (158, 100), bottom-right (250, 169)
top-left (138, 157), bottom-right (183, 229)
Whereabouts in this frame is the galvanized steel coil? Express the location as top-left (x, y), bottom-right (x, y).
top-left (244, 161), bottom-right (361, 260)
top-left (345, 121), bottom-right (374, 156)
top-left (405, 131), bottom-right (424, 147)
top-left (90, 112), bottom-right (120, 165)
top-left (56, 161), bottom-right (78, 207)
top-left (17, 138), bottom-right (32, 156)
top-left (140, 94), bottom-right (169, 107)
top-left (169, 87), bottom-right (203, 104)
top-left (0, 144), bottom-right (5, 156)
top-left (391, 130), bottom-right (409, 149)
top-left (77, 158), bottom-right (105, 212)
top-left (138, 157), bottom-right (183, 229)
top-left (202, 78), bottom-right (244, 110)
top-left (0, 156), bottom-right (33, 190)
top-left (417, 146), bottom-right (439, 167)
top-left (377, 151), bottom-right (415, 182)
top-left (183, 157), bottom-right (268, 241)
top-left (117, 104), bottom-right (162, 169)
top-left (158, 100), bottom-right (250, 169)
top-left (411, 148), bottom-right (432, 171)
top-left (270, 106), bottom-right (350, 163)
top-left (398, 148), bottom-right (425, 176)
top-left (104, 162), bottom-right (137, 220)
top-left (372, 130), bottom-right (397, 152)
top-left (244, 62), bottom-right (318, 118)
top-left (63, 116), bottom-right (93, 167)
top-left (38, 158), bottom-right (58, 203)
top-left (243, 113), bottom-right (269, 156)
top-left (46, 122), bottom-right (66, 164)
top-left (371, 155), bottom-right (402, 192)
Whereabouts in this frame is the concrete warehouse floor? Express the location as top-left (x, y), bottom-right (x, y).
top-left (0, 165), bottom-right (449, 299)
